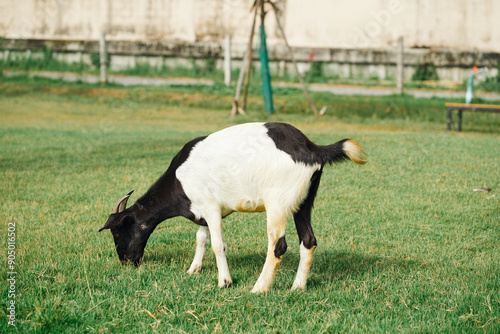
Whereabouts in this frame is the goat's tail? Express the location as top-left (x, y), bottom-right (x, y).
top-left (321, 139), bottom-right (367, 165)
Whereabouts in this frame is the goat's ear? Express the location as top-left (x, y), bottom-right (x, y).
top-left (99, 212), bottom-right (131, 232)
top-left (112, 190), bottom-right (134, 214)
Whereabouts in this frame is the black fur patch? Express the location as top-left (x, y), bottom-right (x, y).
top-left (264, 122), bottom-right (350, 166)
top-left (102, 135), bottom-right (209, 265)
top-left (274, 235), bottom-right (288, 258)
top-left (134, 136), bottom-right (208, 225)
top-left (264, 122), bottom-right (323, 166)
top-left (293, 169), bottom-right (321, 249)
top-left (194, 218), bottom-right (208, 227)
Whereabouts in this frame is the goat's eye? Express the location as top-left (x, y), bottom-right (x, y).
top-left (114, 234), bottom-right (119, 238)
top-left (140, 224), bottom-right (147, 230)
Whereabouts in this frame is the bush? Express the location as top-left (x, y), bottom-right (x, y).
top-left (412, 63), bottom-right (439, 81)
top-left (478, 63), bottom-right (500, 92)
top-left (305, 61), bottom-right (325, 82)
top-left (90, 52), bottom-right (110, 70)
top-left (192, 57), bottom-right (217, 76)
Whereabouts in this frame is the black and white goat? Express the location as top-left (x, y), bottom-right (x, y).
top-left (99, 122), bottom-right (366, 293)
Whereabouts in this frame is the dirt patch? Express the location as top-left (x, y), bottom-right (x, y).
top-left (81, 88), bottom-right (129, 99)
top-left (1, 80), bottom-right (292, 111)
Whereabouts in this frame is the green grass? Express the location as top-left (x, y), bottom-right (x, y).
top-left (0, 48), bottom-right (95, 74)
top-left (0, 78), bottom-right (499, 333)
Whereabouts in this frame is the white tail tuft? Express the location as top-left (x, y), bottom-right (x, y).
top-left (343, 140), bottom-right (367, 165)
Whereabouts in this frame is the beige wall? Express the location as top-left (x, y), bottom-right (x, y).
top-left (284, 0), bottom-right (499, 51)
top-left (1, 0), bottom-right (499, 52)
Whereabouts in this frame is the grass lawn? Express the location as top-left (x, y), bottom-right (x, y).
top-left (0, 78), bottom-right (499, 333)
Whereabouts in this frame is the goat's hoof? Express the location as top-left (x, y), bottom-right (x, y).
top-left (187, 264), bottom-right (202, 275)
top-left (219, 279), bottom-right (233, 289)
top-left (291, 282), bottom-right (307, 291)
top-left (250, 284), bottom-right (270, 294)
top-left (290, 285), bottom-right (306, 292)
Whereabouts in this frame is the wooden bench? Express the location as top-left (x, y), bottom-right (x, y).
top-left (445, 103), bottom-right (500, 131)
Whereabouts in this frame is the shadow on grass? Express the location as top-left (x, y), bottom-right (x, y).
top-left (141, 246), bottom-right (418, 288)
top-left (308, 250), bottom-right (418, 288)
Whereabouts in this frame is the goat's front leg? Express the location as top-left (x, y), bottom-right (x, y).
top-left (205, 211), bottom-right (232, 288)
top-left (251, 211), bottom-right (288, 294)
top-left (187, 225), bottom-right (210, 274)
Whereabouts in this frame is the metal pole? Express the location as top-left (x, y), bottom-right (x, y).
top-left (100, 31), bottom-right (107, 84)
top-left (259, 7), bottom-right (274, 115)
top-left (446, 107), bottom-right (452, 131)
top-left (397, 36), bottom-right (404, 94)
top-left (224, 34), bottom-right (232, 86)
top-left (458, 109), bottom-right (463, 132)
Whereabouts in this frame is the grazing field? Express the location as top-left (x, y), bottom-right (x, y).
top-left (0, 78), bottom-right (499, 333)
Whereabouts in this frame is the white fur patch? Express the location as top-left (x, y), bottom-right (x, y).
top-left (176, 123), bottom-right (321, 219)
top-left (187, 226), bottom-right (210, 275)
top-left (291, 242), bottom-right (316, 291)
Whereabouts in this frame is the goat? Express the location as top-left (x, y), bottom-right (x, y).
top-left (99, 122), bottom-right (366, 293)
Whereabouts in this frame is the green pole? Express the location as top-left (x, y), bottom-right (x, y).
top-left (259, 24), bottom-right (274, 115)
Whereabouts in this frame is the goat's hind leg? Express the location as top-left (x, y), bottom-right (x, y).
top-left (291, 170), bottom-right (321, 291)
top-left (291, 230), bottom-right (317, 291)
top-left (188, 225), bottom-right (210, 274)
top-left (251, 210), bottom-right (288, 294)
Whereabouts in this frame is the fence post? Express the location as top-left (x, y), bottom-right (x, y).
top-left (224, 34), bottom-right (232, 86)
top-left (100, 31), bottom-right (107, 84)
top-left (397, 36), bottom-right (404, 94)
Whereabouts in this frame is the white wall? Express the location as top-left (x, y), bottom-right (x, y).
top-left (284, 0), bottom-right (500, 51)
top-left (1, 0), bottom-right (499, 52)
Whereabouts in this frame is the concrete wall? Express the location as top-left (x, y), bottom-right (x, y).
top-left (2, 38), bottom-right (499, 82)
top-left (1, 0), bottom-right (499, 82)
top-left (284, 0), bottom-right (500, 51)
top-left (1, 0), bottom-right (500, 52)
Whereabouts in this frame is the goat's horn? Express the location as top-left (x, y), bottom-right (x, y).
top-left (113, 190), bottom-right (134, 214)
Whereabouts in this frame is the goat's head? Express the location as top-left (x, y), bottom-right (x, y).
top-left (99, 190), bottom-right (151, 266)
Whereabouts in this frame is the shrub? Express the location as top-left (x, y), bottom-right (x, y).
top-left (478, 62), bottom-right (500, 92)
top-left (305, 61), bottom-right (325, 82)
top-left (412, 63), bottom-right (439, 81)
